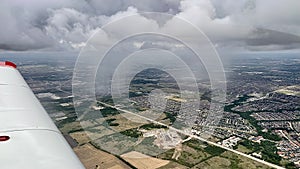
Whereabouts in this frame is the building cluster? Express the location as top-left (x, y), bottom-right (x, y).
top-left (277, 140), bottom-right (300, 167)
top-left (217, 136), bottom-right (241, 149)
top-left (276, 130), bottom-right (300, 167)
top-left (252, 111), bottom-right (299, 121)
top-left (258, 121), bottom-right (294, 131)
top-left (248, 136), bottom-right (265, 143)
top-left (142, 129), bottom-right (182, 150)
top-left (232, 93), bottom-right (299, 113)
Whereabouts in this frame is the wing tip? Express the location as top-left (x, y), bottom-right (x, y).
top-left (0, 61), bottom-right (17, 68)
top-left (0, 135), bottom-right (10, 142)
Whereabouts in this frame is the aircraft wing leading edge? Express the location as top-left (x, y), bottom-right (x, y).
top-left (0, 61), bottom-right (85, 169)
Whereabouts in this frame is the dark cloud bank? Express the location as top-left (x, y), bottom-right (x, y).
top-left (1, 0), bottom-right (300, 51)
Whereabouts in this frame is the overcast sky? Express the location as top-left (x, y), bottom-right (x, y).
top-left (1, 0), bottom-right (300, 52)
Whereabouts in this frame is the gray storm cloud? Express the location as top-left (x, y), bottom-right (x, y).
top-left (0, 0), bottom-right (300, 51)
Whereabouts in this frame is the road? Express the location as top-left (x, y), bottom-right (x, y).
top-left (279, 130), bottom-right (298, 147)
top-left (98, 101), bottom-right (285, 169)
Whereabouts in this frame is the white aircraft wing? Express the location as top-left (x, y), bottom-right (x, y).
top-left (0, 61), bottom-right (85, 169)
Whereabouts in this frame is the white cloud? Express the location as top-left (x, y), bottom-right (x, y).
top-left (0, 0), bottom-right (299, 51)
